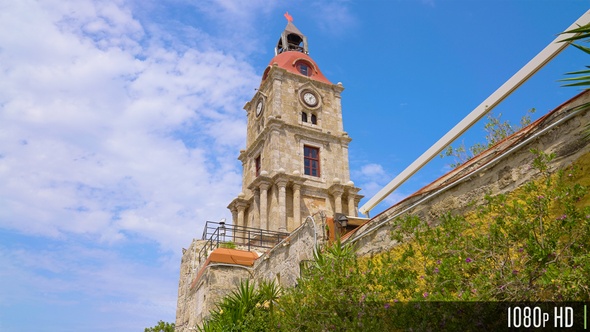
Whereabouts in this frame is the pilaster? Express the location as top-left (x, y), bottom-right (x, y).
top-left (273, 170), bottom-right (289, 232)
top-left (248, 172), bottom-right (272, 230)
top-left (292, 179), bottom-right (303, 228)
top-left (227, 194), bottom-right (250, 229)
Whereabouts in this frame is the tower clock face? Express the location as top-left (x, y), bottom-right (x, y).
top-left (302, 91), bottom-right (318, 107)
top-left (256, 99), bottom-right (264, 116)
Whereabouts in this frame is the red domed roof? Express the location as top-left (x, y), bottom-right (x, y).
top-left (265, 51), bottom-right (332, 84)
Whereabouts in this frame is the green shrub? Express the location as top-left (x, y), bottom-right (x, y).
top-left (201, 150), bottom-right (590, 330)
top-left (219, 241), bottom-right (237, 249)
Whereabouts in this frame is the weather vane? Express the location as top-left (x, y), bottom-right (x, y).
top-left (284, 11), bottom-right (293, 22)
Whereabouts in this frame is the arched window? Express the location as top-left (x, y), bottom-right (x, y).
top-left (301, 112), bottom-right (308, 122)
top-left (262, 67), bottom-right (271, 81)
top-left (295, 60), bottom-right (313, 77)
top-left (310, 114), bottom-right (317, 125)
top-left (255, 155), bottom-right (261, 177)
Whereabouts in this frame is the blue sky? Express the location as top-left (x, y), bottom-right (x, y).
top-left (0, 1), bottom-right (588, 331)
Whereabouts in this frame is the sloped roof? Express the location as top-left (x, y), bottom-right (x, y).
top-left (284, 21), bottom-right (304, 36)
top-left (266, 51), bottom-right (332, 84)
top-left (342, 89), bottom-right (590, 242)
top-left (190, 248), bottom-right (259, 289)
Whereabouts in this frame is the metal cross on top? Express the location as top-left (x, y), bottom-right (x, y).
top-left (284, 11), bottom-right (293, 22)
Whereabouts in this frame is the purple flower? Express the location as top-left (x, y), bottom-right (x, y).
top-left (423, 292), bottom-right (429, 298)
top-left (518, 247), bottom-right (524, 253)
top-left (465, 257), bottom-right (472, 263)
top-left (512, 270), bottom-right (518, 275)
top-left (360, 294), bottom-right (366, 303)
top-left (537, 195), bottom-right (545, 200)
top-left (434, 267), bottom-right (439, 273)
top-left (394, 299), bottom-right (399, 303)
top-left (436, 260), bottom-right (441, 265)
top-left (557, 214), bottom-right (567, 221)
top-left (384, 303), bottom-right (390, 309)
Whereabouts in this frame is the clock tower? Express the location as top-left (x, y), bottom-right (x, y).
top-left (227, 13), bottom-right (362, 232)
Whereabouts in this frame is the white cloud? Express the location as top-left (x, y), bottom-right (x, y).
top-left (185, 0), bottom-right (279, 54)
top-left (0, 0), bottom-right (257, 249)
top-left (312, 0), bottom-right (358, 36)
top-left (352, 162), bottom-right (407, 214)
top-left (360, 163), bottom-right (386, 177)
top-left (0, 241), bottom-right (177, 330)
top-left (0, 0), bottom-right (262, 329)
top-left (420, 0), bottom-right (437, 8)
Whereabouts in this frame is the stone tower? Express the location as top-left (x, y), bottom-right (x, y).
top-left (227, 14), bottom-right (362, 233)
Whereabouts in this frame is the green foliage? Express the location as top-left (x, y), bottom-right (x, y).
top-left (278, 240), bottom-right (390, 331)
top-left (388, 149), bottom-right (590, 301)
top-left (559, 23), bottom-right (590, 139)
top-left (219, 241), bottom-right (237, 249)
top-left (441, 109), bottom-right (535, 168)
top-left (198, 279), bottom-right (281, 332)
top-left (144, 320), bottom-right (174, 332)
top-left (560, 23), bottom-right (590, 88)
top-left (202, 151), bottom-right (590, 330)
top-left (200, 26), bottom-right (590, 330)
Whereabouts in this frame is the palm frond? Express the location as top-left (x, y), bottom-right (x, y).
top-left (560, 23), bottom-right (590, 89)
top-left (559, 24), bottom-right (590, 43)
top-left (571, 43), bottom-right (590, 55)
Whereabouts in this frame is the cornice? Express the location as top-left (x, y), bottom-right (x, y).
top-left (227, 195), bottom-right (251, 210)
top-left (239, 117), bottom-right (352, 162)
top-left (263, 65), bottom-right (338, 91)
top-left (247, 173), bottom-right (273, 191)
top-left (238, 116), bottom-right (285, 162)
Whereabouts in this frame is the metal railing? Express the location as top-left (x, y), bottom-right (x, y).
top-left (197, 221), bottom-right (289, 264)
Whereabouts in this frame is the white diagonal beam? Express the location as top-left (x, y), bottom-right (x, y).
top-left (359, 10), bottom-right (590, 216)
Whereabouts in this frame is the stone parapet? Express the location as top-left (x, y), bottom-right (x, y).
top-left (175, 216), bottom-right (322, 331)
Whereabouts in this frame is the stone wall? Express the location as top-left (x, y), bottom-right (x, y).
top-left (175, 238), bottom-right (208, 330)
top-left (251, 216), bottom-right (318, 287)
top-left (228, 64), bottom-right (362, 234)
top-left (346, 91), bottom-right (590, 257)
top-left (175, 216), bottom-right (323, 331)
top-left (176, 91), bottom-right (589, 331)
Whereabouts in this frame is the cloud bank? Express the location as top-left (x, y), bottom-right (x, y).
top-left (0, 0), bottom-right (274, 330)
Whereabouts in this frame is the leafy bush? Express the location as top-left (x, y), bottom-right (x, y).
top-left (144, 320), bottom-right (174, 332)
top-left (199, 151), bottom-right (590, 330)
top-left (198, 279), bottom-right (280, 332)
top-left (386, 150), bottom-right (590, 302)
top-left (219, 241), bottom-right (237, 249)
top-left (440, 109), bottom-right (535, 168)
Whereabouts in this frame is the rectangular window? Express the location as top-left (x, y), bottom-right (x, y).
top-left (303, 145), bottom-right (320, 177)
top-left (301, 111), bottom-right (308, 123)
top-left (255, 155), bottom-right (261, 177)
top-left (298, 64), bottom-right (309, 76)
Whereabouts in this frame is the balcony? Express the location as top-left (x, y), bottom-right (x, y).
top-left (197, 221), bottom-right (290, 264)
